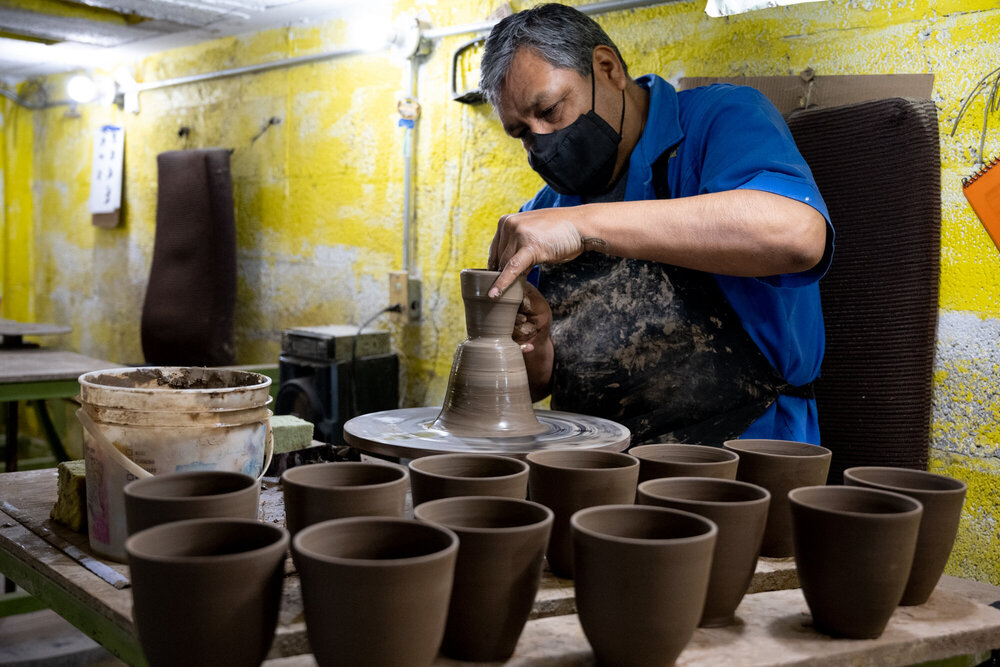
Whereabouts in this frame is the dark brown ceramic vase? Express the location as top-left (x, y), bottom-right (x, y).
top-left (526, 449), bottom-right (639, 578)
top-left (408, 453), bottom-right (529, 507)
top-left (414, 496), bottom-right (553, 661)
top-left (723, 438), bottom-right (832, 557)
top-left (280, 461), bottom-right (408, 535)
top-left (789, 485), bottom-right (922, 639)
top-left (571, 505), bottom-right (717, 667)
top-left (292, 517), bottom-right (458, 667)
top-left (433, 269), bottom-right (545, 437)
top-left (638, 476), bottom-right (770, 627)
top-left (843, 466), bottom-right (967, 605)
top-left (630, 443), bottom-right (740, 483)
top-left (124, 470), bottom-right (260, 536)
top-left (125, 518), bottom-right (288, 667)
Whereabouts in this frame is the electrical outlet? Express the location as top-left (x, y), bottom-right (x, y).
top-left (389, 271), bottom-right (421, 323)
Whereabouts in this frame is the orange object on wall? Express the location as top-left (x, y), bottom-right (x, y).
top-left (963, 155), bottom-right (1000, 252)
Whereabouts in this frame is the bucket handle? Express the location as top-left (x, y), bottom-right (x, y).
top-left (260, 411), bottom-right (274, 482)
top-left (77, 408), bottom-right (275, 483)
top-left (76, 408), bottom-right (153, 479)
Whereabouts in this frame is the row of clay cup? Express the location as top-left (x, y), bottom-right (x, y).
top-left (120, 441), bottom-right (967, 667)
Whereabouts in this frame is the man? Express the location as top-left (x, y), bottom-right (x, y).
top-left (479, 3), bottom-right (833, 445)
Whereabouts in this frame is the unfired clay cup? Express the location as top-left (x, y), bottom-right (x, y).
top-left (526, 449), bottom-right (639, 578)
top-left (292, 517), bottom-right (458, 667)
top-left (630, 444), bottom-right (740, 483)
top-left (571, 505), bottom-right (717, 667)
top-left (124, 470), bottom-right (260, 536)
top-left (125, 518), bottom-right (288, 667)
top-left (280, 461), bottom-right (408, 535)
top-left (789, 485), bottom-right (922, 639)
top-left (843, 466), bottom-right (967, 605)
top-left (723, 439), bottom-right (832, 557)
top-left (638, 476), bottom-right (770, 627)
top-left (408, 453), bottom-right (529, 508)
top-left (414, 496), bottom-right (553, 661)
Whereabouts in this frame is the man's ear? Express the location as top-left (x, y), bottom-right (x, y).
top-left (592, 45), bottom-right (626, 91)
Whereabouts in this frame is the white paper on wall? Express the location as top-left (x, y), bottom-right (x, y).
top-left (705, 0), bottom-right (822, 17)
top-left (89, 124), bottom-right (124, 215)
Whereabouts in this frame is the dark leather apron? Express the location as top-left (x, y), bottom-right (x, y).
top-left (539, 153), bottom-right (811, 445)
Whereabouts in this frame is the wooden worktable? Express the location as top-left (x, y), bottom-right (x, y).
top-left (1, 468), bottom-right (998, 666)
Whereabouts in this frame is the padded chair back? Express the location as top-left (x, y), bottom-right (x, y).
top-left (786, 98), bottom-right (941, 483)
top-left (141, 149), bottom-right (237, 367)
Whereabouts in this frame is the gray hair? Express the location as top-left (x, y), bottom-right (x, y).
top-left (479, 3), bottom-right (628, 109)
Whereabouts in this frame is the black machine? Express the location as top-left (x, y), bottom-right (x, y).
top-left (275, 325), bottom-right (399, 445)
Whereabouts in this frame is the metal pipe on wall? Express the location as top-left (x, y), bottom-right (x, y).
top-left (127, 45), bottom-right (375, 94)
top-left (423, 0), bottom-right (679, 39)
top-left (402, 57), bottom-right (418, 274)
top-left (117, 0), bottom-right (678, 95)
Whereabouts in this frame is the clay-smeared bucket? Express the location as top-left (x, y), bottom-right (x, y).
top-left (78, 367), bottom-right (273, 562)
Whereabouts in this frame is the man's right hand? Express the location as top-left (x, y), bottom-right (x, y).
top-left (514, 282), bottom-right (554, 402)
top-left (513, 282), bottom-right (551, 354)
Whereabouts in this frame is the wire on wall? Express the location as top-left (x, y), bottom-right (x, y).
top-left (950, 65), bottom-right (1000, 167)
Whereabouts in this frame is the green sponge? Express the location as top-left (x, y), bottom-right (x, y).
top-left (271, 415), bottom-right (315, 453)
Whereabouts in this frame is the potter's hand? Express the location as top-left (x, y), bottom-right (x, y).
top-left (488, 208), bottom-right (585, 298)
top-left (513, 282), bottom-right (551, 354)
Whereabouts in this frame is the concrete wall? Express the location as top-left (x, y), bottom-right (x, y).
top-left (1, 0), bottom-right (997, 583)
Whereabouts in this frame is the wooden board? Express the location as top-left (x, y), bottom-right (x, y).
top-left (265, 576), bottom-right (1000, 667)
top-left (0, 319), bottom-right (72, 339)
top-left (0, 349), bottom-right (115, 384)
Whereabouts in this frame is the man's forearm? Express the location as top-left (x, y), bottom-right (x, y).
top-left (576, 189), bottom-right (827, 277)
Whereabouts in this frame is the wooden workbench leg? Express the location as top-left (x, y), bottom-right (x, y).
top-left (3, 401), bottom-right (17, 593)
top-left (4, 401), bottom-right (16, 473)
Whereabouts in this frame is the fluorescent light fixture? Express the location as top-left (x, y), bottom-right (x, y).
top-left (67, 74), bottom-right (97, 103)
top-left (351, 11), bottom-right (392, 52)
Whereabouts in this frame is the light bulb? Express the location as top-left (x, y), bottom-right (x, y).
top-left (67, 75), bottom-right (97, 104)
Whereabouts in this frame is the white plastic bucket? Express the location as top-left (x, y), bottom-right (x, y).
top-left (77, 367), bottom-right (273, 562)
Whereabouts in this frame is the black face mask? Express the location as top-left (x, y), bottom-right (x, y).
top-left (527, 67), bottom-right (626, 196)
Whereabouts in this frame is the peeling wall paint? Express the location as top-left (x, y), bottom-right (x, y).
top-left (2, 0), bottom-right (999, 582)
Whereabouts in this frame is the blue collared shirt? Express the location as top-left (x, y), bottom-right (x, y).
top-left (522, 75), bottom-right (834, 443)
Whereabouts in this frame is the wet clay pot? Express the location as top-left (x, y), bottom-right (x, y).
top-left (571, 505), bottom-right (717, 667)
top-left (280, 461), bottom-right (408, 535)
top-left (124, 470), bottom-right (260, 536)
top-left (433, 269), bottom-right (545, 437)
top-left (526, 449), bottom-right (639, 578)
top-left (409, 453), bottom-right (529, 508)
top-left (414, 496), bottom-right (553, 661)
top-left (292, 517), bottom-right (458, 667)
top-left (630, 443), bottom-right (740, 483)
top-left (125, 518), bottom-right (288, 667)
top-left (789, 485), bottom-right (922, 639)
top-left (844, 466), bottom-right (967, 605)
top-left (638, 476), bottom-right (770, 627)
top-left (723, 439), bottom-right (832, 557)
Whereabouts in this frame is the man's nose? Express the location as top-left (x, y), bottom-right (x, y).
top-left (520, 133), bottom-right (535, 151)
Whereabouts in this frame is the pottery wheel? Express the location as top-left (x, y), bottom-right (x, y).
top-left (344, 407), bottom-right (630, 460)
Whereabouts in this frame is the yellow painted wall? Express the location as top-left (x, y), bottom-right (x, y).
top-left (3, 0), bottom-right (999, 581)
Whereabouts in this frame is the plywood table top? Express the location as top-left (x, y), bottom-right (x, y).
top-left (0, 348), bottom-right (115, 385)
